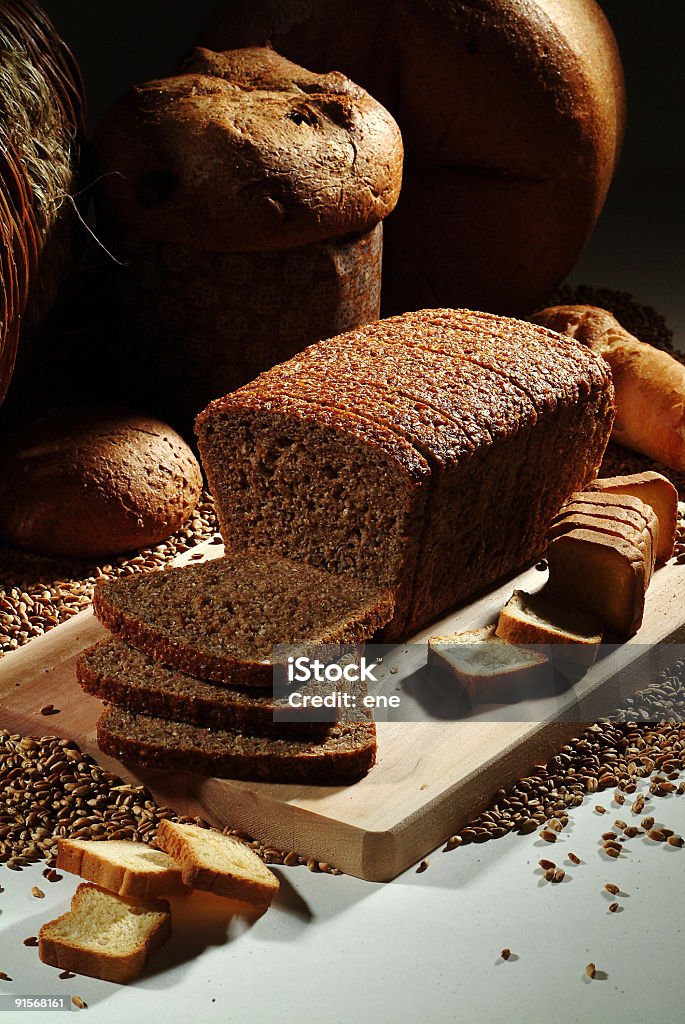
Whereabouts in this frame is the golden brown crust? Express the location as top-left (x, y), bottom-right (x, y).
top-left (534, 305), bottom-right (685, 472)
top-left (93, 46), bottom-right (402, 252)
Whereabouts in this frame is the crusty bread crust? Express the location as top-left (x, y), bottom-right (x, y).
top-left (38, 884), bottom-right (171, 984)
top-left (93, 46), bottom-right (402, 252)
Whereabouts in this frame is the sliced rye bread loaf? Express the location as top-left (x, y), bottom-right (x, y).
top-left (92, 552), bottom-right (394, 685)
top-left (97, 707), bottom-right (377, 784)
top-left (197, 309), bottom-right (615, 639)
top-left (77, 638), bottom-right (349, 734)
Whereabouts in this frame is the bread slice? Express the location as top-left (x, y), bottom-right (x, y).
top-left (427, 624), bottom-right (550, 703)
top-left (56, 838), bottom-right (185, 898)
top-left (496, 589), bottom-right (603, 665)
top-left (548, 508), bottom-right (655, 582)
top-left (547, 528), bottom-right (648, 638)
top-left (92, 552), bottom-right (394, 685)
top-left (97, 707), bottom-right (377, 784)
top-left (38, 883), bottom-right (171, 983)
top-left (77, 639), bottom-right (336, 735)
top-left (586, 471), bottom-right (677, 561)
top-left (555, 490), bottom-right (659, 573)
top-left (156, 821), bottom-right (279, 906)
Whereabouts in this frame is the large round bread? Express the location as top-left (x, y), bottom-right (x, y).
top-left (92, 46), bottom-right (403, 252)
top-left (0, 405), bottom-right (202, 559)
top-left (199, 0), bottom-right (626, 312)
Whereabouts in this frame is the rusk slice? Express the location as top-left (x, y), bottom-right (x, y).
top-left (156, 821), bottom-right (279, 906)
top-left (496, 589), bottom-right (603, 666)
top-left (92, 552), bottom-right (394, 685)
top-left (547, 528), bottom-right (648, 638)
top-left (56, 838), bottom-right (185, 898)
top-left (97, 707), bottom-right (377, 784)
top-left (586, 472), bottom-right (677, 561)
top-left (548, 507), bottom-right (656, 582)
top-left (428, 625), bottom-right (550, 703)
top-left (38, 883), bottom-right (171, 983)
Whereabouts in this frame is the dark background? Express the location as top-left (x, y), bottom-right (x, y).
top-left (41, 1), bottom-right (684, 338)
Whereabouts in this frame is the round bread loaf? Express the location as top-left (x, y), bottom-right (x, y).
top-left (91, 46), bottom-right (403, 423)
top-left (198, 0), bottom-right (626, 314)
top-left (0, 405), bottom-right (202, 559)
top-left (93, 46), bottom-right (403, 252)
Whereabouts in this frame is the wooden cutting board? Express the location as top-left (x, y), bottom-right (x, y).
top-left (1, 541), bottom-right (684, 881)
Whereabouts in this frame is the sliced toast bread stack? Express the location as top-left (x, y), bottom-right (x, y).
top-left (428, 472), bottom-right (676, 699)
top-left (79, 551), bottom-right (391, 784)
top-left (39, 822), bottom-right (280, 982)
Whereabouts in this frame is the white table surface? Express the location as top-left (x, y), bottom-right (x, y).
top-left (0, 768), bottom-right (684, 1024)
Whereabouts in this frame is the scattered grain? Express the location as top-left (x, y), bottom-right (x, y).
top-left (417, 859), bottom-right (429, 873)
top-left (585, 963), bottom-right (597, 979)
top-left (500, 948), bottom-right (511, 961)
top-left (647, 829), bottom-right (667, 842)
top-left (568, 853), bottom-right (581, 865)
top-left (667, 835), bottom-right (684, 847)
top-left (31, 886), bottom-right (45, 898)
top-left (72, 996), bottom-right (86, 1009)
top-left (23, 936), bottom-right (38, 946)
top-left (609, 902), bottom-right (620, 913)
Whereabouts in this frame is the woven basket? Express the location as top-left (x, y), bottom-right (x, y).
top-left (0, 0), bottom-right (84, 409)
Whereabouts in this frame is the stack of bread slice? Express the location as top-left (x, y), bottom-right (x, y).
top-left (428, 472), bottom-right (678, 700)
top-left (79, 551), bottom-right (391, 784)
top-left (39, 822), bottom-right (279, 982)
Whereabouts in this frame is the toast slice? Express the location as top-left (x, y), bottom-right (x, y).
top-left (547, 528), bottom-right (648, 638)
top-left (38, 883), bottom-right (171, 983)
top-left (92, 552), bottom-right (394, 686)
top-left (97, 707), bottom-right (377, 784)
top-left (156, 821), bottom-right (279, 906)
top-left (586, 471), bottom-right (677, 561)
top-left (496, 589), bottom-right (603, 665)
top-left (56, 838), bottom-right (185, 898)
top-left (428, 625), bottom-right (550, 703)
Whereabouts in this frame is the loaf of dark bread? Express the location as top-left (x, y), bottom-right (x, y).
top-left (196, 308), bottom-right (615, 640)
top-left (92, 46), bottom-right (403, 423)
top-left (199, 0), bottom-right (625, 314)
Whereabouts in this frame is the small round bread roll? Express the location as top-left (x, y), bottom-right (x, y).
top-left (0, 405), bottom-right (203, 559)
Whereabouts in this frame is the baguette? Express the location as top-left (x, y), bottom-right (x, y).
top-left (39, 883), bottom-right (171, 983)
top-left (533, 305), bottom-right (685, 471)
